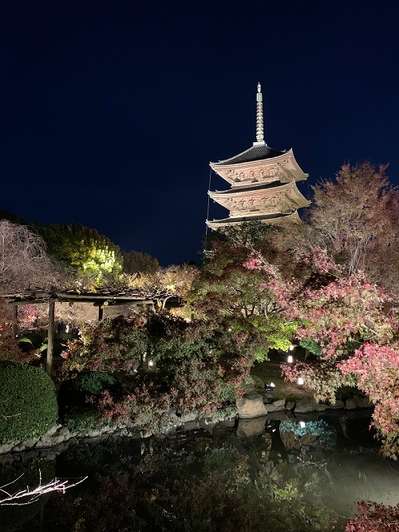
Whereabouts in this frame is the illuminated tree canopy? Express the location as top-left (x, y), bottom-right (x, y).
top-left (37, 224), bottom-right (123, 284)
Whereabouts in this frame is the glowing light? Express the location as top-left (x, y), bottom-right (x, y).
top-left (299, 421), bottom-right (306, 428)
top-left (287, 354), bottom-right (294, 364)
top-left (269, 382), bottom-right (276, 388)
top-left (65, 324), bottom-right (70, 333)
top-left (289, 344), bottom-right (295, 351)
top-left (297, 377), bottom-right (304, 386)
top-left (148, 360), bottom-right (154, 367)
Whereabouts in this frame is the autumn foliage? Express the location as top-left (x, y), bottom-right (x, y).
top-left (345, 501), bottom-right (399, 531)
top-left (199, 163), bottom-right (399, 459)
top-left (309, 163), bottom-right (399, 288)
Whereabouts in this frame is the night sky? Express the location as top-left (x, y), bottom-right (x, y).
top-left (1, 3), bottom-right (399, 265)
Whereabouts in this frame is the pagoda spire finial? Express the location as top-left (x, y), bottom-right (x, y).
top-left (255, 81), bottom-right (265, 145)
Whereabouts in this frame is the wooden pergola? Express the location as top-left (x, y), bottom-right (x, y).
top-left (0, 288), bottom-right (180, 376)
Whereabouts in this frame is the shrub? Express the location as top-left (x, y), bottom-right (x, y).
top-left (64, 407), bottom-right (105, 433)
top-left (62, 316), bottom-right (147, 378)
top-left (0, 362), bottom-right (58, 444)
top-left (346, 501), bottom-right (399, 531)
top-left (77, 372), bottom-right (117, 395)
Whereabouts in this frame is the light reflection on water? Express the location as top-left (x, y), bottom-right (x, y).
top-left (1, 411), bottom-right (399, 532)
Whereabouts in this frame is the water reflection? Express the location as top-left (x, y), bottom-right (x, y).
top-left (1, 412), bottom-right (399, 532)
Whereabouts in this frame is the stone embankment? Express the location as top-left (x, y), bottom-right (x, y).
top-left (0, 395), bottom-right (372, 457)
top-left (0, 408), bottom-right (236, 457)
top-left (236, 392), bottom-right (371, 419)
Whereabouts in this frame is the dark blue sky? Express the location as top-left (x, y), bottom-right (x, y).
top-left (1, 2), bottom-right (398, 264)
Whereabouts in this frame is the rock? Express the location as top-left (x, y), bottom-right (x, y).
top-left (12, 438), bottom-right (38, 452)
top-left (266, 411), bottom-right (291, 421)
top-left (0, 442), bottom-right (16, 454)
top-left (236, 416), bottom-right (266, 438)
top-left (236, 393), bottom-right (268, 419)
top-left (46, 423), bottom-right (62, 437)
top-left (354, 396), bottom-right (372, 409)
top-left (179, 411), bottom-right (198, 424)
top-left (36, 426), bottom-right (72, 448)
top-left (213, 418), bottom-right (236, 434)
top-left (327, 400), bottom-right (345, 410)
top-left (285, 400), bottom-right (296, 411)
top-left (267, 399), bottom-right (286, 412)
top-left (294, 397), bottom-right (326, 413)
top-left (345, 398), bottom-right (357, 410)
top-left (183, 420), bottom-right (200, 431)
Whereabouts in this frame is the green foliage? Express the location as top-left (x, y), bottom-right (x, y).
top-left (122, 250), bottom-right (160, 274)
top-left (37, 224), bottom-right (123, 283)
top-left (248, 316), bottom-right (298, 361)
top-left (62, 316), bottom-right (148, 377)
top-left (61, 315), bottom-right (251, 429)
top-left (65, 407), bottom-right (105, 433)
top-left (216, 221), bottom-right (277, 250)
top-left (191, 231), bottom-right (300, 368)
top-left (299, 338), bottom-right (322, 356)
top-left (0, 362), bottom-right (57, 444)
top-left (77, 372), bottom-right (117, 395)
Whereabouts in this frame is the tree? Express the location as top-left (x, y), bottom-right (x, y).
top-left (0, 220), bottom-right (58, 293)
top-left (37, 224), bottom-right (123, 285)
top-left (308, 163), bottom-right (399, 286)
top-left (190, 238), bottom-right (297, 362)
top-left (123, 250), bottom-right (160, 274)
top-left (276, 250), bottom-right (399, 457)
top-left (339, 344), bottom-right (399, 459)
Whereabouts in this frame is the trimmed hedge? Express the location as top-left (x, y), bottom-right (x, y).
top-left (0, 362), bottom-right (58, 444)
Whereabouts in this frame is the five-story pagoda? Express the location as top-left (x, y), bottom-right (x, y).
top-left (206, 83), bottom-right (310, 230)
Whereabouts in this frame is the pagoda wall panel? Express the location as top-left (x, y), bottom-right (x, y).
top-left (211, 149), bottom-right (308, 187)
top-left (209, 182), bottom-right (310, 218)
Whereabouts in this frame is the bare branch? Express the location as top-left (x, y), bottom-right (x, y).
top-left (0, 221), bottom-right (62, 293)
top-left (0, 469), bottom-right (87, 506)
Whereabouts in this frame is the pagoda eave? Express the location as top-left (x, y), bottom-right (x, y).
top-left (210, 148), bottom-right (308, 187)
top-left (206, 210), bottom-right (302, 230)
top-left (208, 181), bottom-right (310, 214)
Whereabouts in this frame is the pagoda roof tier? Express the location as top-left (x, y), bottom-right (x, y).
top-left (209, 180), bottom-right (310, 217)
top-left (210, 148), bottom-right (308, 187)
top-left (211, 141), bottom-right (284, 166)
top-left (206, 211), bottom-right (301, 230)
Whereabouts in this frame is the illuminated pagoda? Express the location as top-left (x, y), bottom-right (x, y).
top-left (206, 83), bottom-right (310, 230)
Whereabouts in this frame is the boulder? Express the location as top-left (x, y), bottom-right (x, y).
top-left (326, 400), bottom-right (345, 410)
top-left (285, 400), bottom-right (296, 411)
top-left (345, 398), bottom-right (357, 410)
top-left (12, 438), bottom-right (39, 452)
top-left (354, 396), bottom-right (372, 409)
top-left (0, 442), bottom-right (16, 455)
top-left (179, 411), bottom-right (198, 424)
top-left (236, 393), bottom-right (268, 419)
top-left (267, 399), bottom-right (286, 412)
top-left (236, 416), bottom-right (266, 438)
top-left (294, 397), bottom-right (327, 413)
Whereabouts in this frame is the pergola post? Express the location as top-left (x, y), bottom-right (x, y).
top-left (98, 304), bottom-right (104, 321)
top-left (46, 299), bottom-right (55, 376)
top-left (12, 303), bottom-right (18, 337)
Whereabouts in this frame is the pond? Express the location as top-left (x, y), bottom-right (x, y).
top-left (1, 410), bottom-right (399, 531)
